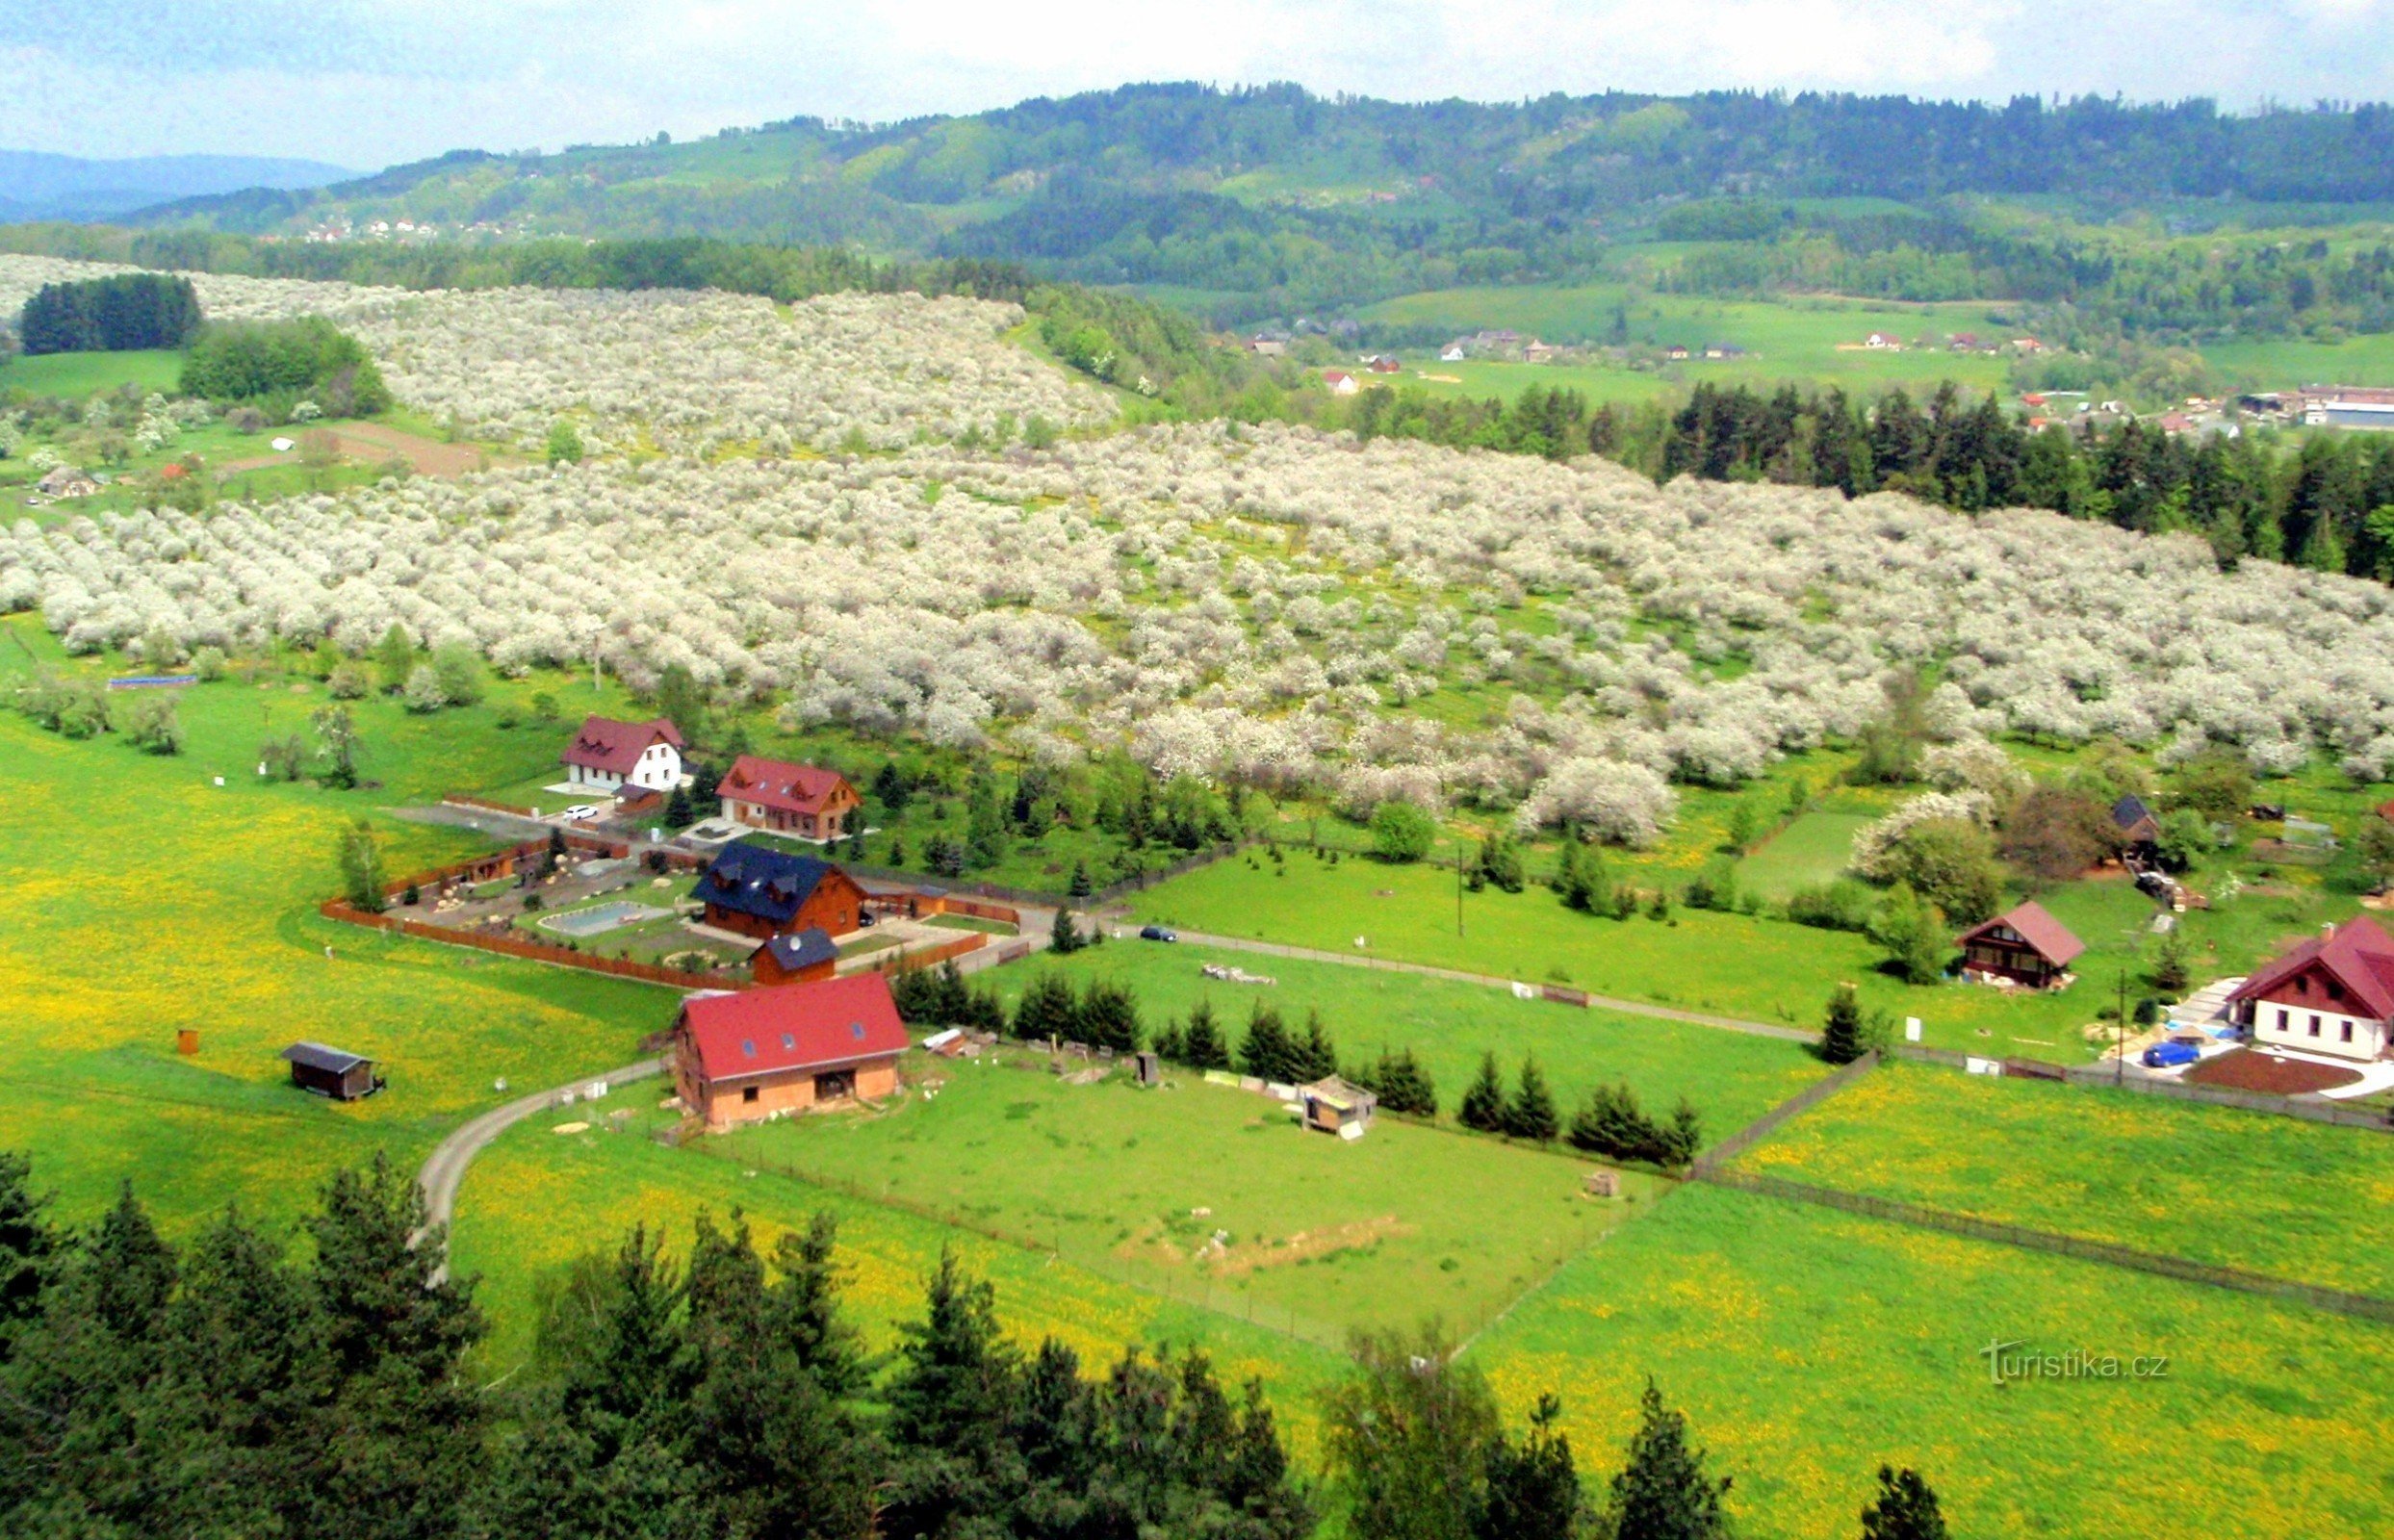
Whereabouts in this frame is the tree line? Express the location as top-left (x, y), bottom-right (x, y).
top-left (17, 272), bottom-right (201, 354)
top-left (0, 1149), bottom-right (1955, 1539)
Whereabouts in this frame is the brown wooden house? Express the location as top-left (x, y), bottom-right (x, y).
top-left (717, 756), bottom-right (862, 840)
top-left (751, 927), bottom-right (838, 986)
top-left (692, 839), bottom-right (867, 941)
top-left (1956, 902), bottom-right (2085, 989)
top-left (671, 974), bottom-right (909, 1130)
top-left (281, 1041), bottom-right (380, 1100)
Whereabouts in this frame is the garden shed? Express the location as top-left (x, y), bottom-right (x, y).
top-left (280, 1041), bottom-right (380, 1101)
top-left (1300, 1075), bottom-right (1377, 1138)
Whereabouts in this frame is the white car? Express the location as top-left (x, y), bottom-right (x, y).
top-left (558, 805), bottom-right (603, 823)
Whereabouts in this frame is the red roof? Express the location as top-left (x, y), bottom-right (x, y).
top-left (717, 756), bottom-right (856, 818)
top-left (680, 974), bottom-right (908, 1082)
top-left (562, 715), bottom-right (682, 774)
top-left (2228, 916), bottom-right (2394, 1021)
top-left (1957, 901), bottom-right (2085, 967)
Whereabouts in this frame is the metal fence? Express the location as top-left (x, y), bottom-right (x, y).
top-left (2058, 1064), bottom-right (2394, 1130)
top-left (1693, 1167), bottom-right (2394, 1324)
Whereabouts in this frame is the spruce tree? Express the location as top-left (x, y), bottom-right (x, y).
top-left (1605, 1380), bottom-right (1733, 1540)
top-left (0, 1151), bottom-right (61, 1357)
top-left (1068, 860), bottom-right (1094, 900)
top-left (1660, 1098), bottom-right (1705, 1168)
top-left (1860, 1465), bottom-right (1949, 1540)
top-left (1239, 1004), bottom-right (1299, 1084)
top-left (1478, 1394), bottom-right (1582, 1540)
top-left (1179, 998), bottom-right (1229, 1069)
top-left (1458, 1052), bottom-right (1508, 1133)
top-left (1014, 973), bottom-right (1080, 1044)
top-left (1821, 983), bottom-right (1866, 1065)
top-left (767, 1212), bottom-right (867, 1397)
top-left (1503, 1056), bottom-right (1559, 1143)
top-left (1295, 1009), bottom-right (1339, 1082)
top-left (882, 1249), bottom-right (1024, 1536)
top-left (1076, 978), bottom-right (1142, 1052)
top-left (1556, 839), bottom-right (1591, 911)
top-left (1049, 908), bottom-right (1084, 955)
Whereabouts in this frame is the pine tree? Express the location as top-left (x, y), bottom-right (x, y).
top-left (1503, 1056), bottom-right (1559, 1143)
top-left (1076, 978), bottom-right (1142, 1053)
top-left (1068, 860), bottom-right (1094, 900)
top-left (1239, 1004), bottom-right (1299, 1084)
top-left (1179, 998), bottom-right (1230, 1069)
top-left (1458, 1052), bottom-right (1507, 1133)
top-left (1357, 1046), bottom-right (1438, 1116)
top-left (0, 1151), bottom-right (61, 1357)
top-left (1014, 973), bottom-right (1080, 1044)
top-left (1294, 1009), bottom-right (1338, 1082)
top-left (767, 1212), bottom-right (867, 1397)
top-left (1821, 983), bottom-right (1866, 1065)
top-left (1860, 1465), bottom-right (1949, 1540)
top-left (1049, 908), bottom-right (1084, 955)
top-left (1660, 1098), bottom-right (1705, 1168)
top-left (1605, 1380), bottom-right (1733, 1540)
top-left (1556, 838), bottom-right (1591, 911)
top-left (882, 1249), bottom-right (1024, 1537)
top-left (1478, 1394), bottom-right (1582, 1540)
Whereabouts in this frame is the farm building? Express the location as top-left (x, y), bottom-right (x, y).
top-left (751, 926), bottom-right (837, 986)
top-left (561, 715), bottom-right (684, 793)
top-left (2227, 917), bottom-right (2394, 1063)
top-left (1322, 370), bottom-right (1360, 396)
top-left (1300, 1075), bottom-right (1377, 1138)
top-left (717, 755), bottom-right (862, 839)
top-left (1956, 902), bottom-right (2085, 989)
top-left (692, 839), bottom-right (867, 941)
top-left (2111, 793), bottom-right (2163, 862)
top-left (280, 1041), bottom-right (380, 1100)
top-left (671, 973), bottom-right (909, 1129)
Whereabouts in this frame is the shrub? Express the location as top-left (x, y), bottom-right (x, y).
top-left (116, 692), bottom-right (182, 756)
top-left (180, 317), bottom-right (391, 416)
top-left (1369, 801), bottom-right (1436, 863)
top-left (1787, 879), bottom-right (1877, 932)
top-left (326, 662), bottom-right (373, 700)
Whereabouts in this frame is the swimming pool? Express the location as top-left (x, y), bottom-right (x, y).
top-left (538, 901), bottom-right (670, 937)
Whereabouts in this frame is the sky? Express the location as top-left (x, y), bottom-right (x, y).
top-left (3, 0), bottom-right (2391, 169)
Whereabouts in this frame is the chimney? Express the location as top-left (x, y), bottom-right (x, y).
top-left (2322, 922), bottom-right (2337, 943)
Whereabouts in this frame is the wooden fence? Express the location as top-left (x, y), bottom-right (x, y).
top-left (321, 900), bottom-right (735, 991)
top-left (1691, 1051), bottom-right (1881, 1174)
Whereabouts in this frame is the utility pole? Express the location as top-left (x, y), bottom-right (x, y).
top-left (2117, 965), bottom-right (2128, 1086)
top-left (1456, 841), bottom-right (1465, 937)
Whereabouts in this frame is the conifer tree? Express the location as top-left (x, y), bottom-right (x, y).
top-left (1049, 908), bottom-right (1084, 955)
top-left (1294, 1009), bottom-right (1339, 1082)
top-left (1860, 1465), bottom-right (1950, 1540)
top-left (1821, 983), bottom-right (1866, 1065)
top-left (1075, 978), bottom-right (1142, 1052)
top-left (1458, 1051), bottom-right (1508, 1132)
top-left (1503, 1056), bottom-right (1559, 1143)
top-left (1239, 1003), bottom-right (1299, 1084)
top-left (1478, 1394), bottom-right (1582, 1540)
top-left (1014, 973), bottom-right (1080, 1043)
top-left (1605, 1380), bottom-right (1733, 1540)
top-left (1178, 997), bottom-right (1230, 1069)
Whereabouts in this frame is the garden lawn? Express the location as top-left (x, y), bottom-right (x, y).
top-left (447, 1078), bottom-right (1353, 1451)
top-left (703, 1051), bottom-right (1658, 1345)
top-left (991, 940), bottom-right (1827, 1146)
top-left (1735, 1060), bottom-right (2394, 1298)
top-left (1131, 853), bottom-right (2111, 1056)
top-left (2, 347), bottom-right (186, 399)
top-left (0, 625), bottom-right (673, 1237)
top-left (1468, 1180), bottom-right (2394, 1540)
top-left (1732, 810), bottom-right (1875, 901)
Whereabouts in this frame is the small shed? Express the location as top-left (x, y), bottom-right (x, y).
top-left (751, 926), bottom-right (838, 986)
top-left (280, 1041), bottom-right (379, 1101)
top-left (1956, 902), bottom-right (2085, 990)
top-left (2111, 794), bottom-right (2162, 860)
top-left (1300, 1075), bottom-right (1377, 1138)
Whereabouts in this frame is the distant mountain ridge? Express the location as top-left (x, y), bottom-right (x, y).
top-left (0, 151), bottom-right (356, 222)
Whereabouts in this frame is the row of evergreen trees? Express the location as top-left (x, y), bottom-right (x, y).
top-left (16, 272), bottom-right (201, 353)
top-left (1456, 1053), bottom-right (1705, 1167)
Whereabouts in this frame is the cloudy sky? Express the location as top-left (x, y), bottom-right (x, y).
top-left (5, 0), bottom-right (2391, 169)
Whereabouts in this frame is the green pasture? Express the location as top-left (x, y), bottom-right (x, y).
top-left (1470, 1180), bottom-right (2394, 1540)
top-left (2201, 331), bottom-right (2394, 390)
top-left (445, 1078), bottom-right (1351, 1454)
top-left (2, 347), bottom-right (187, 398)
top-left (704, 1051), bottom-right (1654, 1344)
top-left (0, 623), bottom-right (672, 1234)
top-left (1732, 809), bottom-right (1874, 900)
top-left (991, 939), bottom-right (1827, 1144)
top-left (1738, 1060), bottom-right (2394, 1298)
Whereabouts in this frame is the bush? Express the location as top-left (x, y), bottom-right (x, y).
top-left (1787, 879), bottom-right (1878, 932)
top-left (116, 691), bottom-right (182, 756)
top-left (1369, 800), bottom-right (1436, 863)
top-left (180, 317), bottom-right (391, 416)
top-left (326, 662), bottom-right (373, 700)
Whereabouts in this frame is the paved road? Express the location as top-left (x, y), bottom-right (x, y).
top-left (1111, 924), bottom-right (1815, 1044)
top-left (416, 1056), bottom-right (667, 1281)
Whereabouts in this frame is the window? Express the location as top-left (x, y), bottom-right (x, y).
top-left (2309, 1015), bottom-right (2321, 1038)
top-left (2277, 1009), bottom-right (2289, 1031)
top-left (2342, 1021), bottom-right (2355, 1043)
top-left (742, 1086), bottom-right (759, 1104)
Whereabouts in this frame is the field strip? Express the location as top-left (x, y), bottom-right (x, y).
top-left (1128, 926), bottom-right (1815, 1043)
top-left (1692, 1167), bottom-right (2394, 1326)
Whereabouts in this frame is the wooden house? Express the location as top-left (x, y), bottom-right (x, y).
top-left (717, 755), bottom-right (862, 840)
top-left (280, 1041), bottom-right (380, 1100)
top-left (751, 926), bottom-right (838, 986)
top-left (1956, 902), bottom-right (2085, 989)
top-left (2227, 917), bottom-right (2394, 1063)
top-left (671, 974), bottom-right (909, 1130)
top-left (692, 840), bottom-right (867, 941)
top-left (1300, 1075), bottom-right (1377, 1138)
top-left (2111, 793), bottom-right (2163, 863)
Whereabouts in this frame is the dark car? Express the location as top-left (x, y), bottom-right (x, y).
top-left (1138, 925), bottom-right (1178, 942)
top-left (2141, 1040), bottom-right (2200, 1069)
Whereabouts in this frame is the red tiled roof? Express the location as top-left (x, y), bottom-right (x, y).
top-left (1957, 901), bottom-right (2085, 967)
top-left (680, 974), bottom-right (908, 1082)
top-left (717, 756), bottom-right (854, 817)
top-left (561, 715), bottom-right (682, 774)
top-left (2228, 915), bottom-right (2394, 1021)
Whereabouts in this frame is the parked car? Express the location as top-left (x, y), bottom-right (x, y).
top-left (558, 804), bottom-right (602, 822)
top-left (1139, 925), bottom-right (1178, 942)
top-left (2142, 1040), bottom-right (2201, 1069)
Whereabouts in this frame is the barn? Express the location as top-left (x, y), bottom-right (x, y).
top-left (692, 840), bottom-right (867, 941)
top-left (751, 926), bottom-right (838, 986)
top-left (671, 974), bottom-right (910, 1130)
top-left (717, 755), bottom-right (862, 840)
top-left (1956, 901), bottom-right (2085, 989)
top-left (280, 1041), bottom-right (380, 1100)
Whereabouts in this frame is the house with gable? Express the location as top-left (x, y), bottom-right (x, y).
top-left (717, 755), bottom-right (862, 839)
top-left (1956, 901), bottom-right (2085, 990)
top-left (691, 839), bottom-right (867, 942)
top-left (2227, 916), bottom-right (2394, 1063)
top-left (670, 973), bottom-right (910, 1129)
top-left (560, 715), bottom-right (684, 794)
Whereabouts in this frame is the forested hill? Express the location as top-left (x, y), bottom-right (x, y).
top-left (110, 88), bottom-right (2394, 322)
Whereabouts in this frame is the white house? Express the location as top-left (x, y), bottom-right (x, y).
top-left (560, 714), bottom-right (685, 794)
top-left (1864, 331), bottom-right (1904, 350)
top-left (2227, 916), bottom-right (2394, 1063)
top-left (1322, 370), bottom-right (1360, 396)
top-left (1440, 345), bottom-right (1466, 362)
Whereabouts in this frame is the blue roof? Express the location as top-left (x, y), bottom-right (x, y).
top-left (694, 840), bottom-right (838, 925)
top-left (758, 927), bottom-right (838, 970)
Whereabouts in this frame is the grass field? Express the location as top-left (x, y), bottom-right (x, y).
top-left (705, 1050), bottom-right (1656, 1343)
top-left (2201, 332), bottom-right (2394, 390)
top-left (0, 621), bottom-right (672, 1234)
top-left (447, 1078), bottom-right (1353, 1449)
top-left (1468, 1180), bottom-right (2394, 1540)
top-left (1736, 1061), bottom-right (2394, 1297)
top-left (991, 939), bottom-right (1828, 1145)
top-left (1, 347), bottom-right (188, 398)
top-left (1732, 810), bottom-right (1875, 901)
